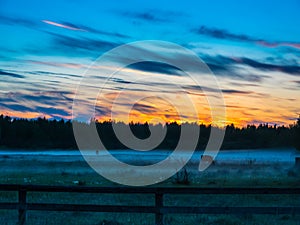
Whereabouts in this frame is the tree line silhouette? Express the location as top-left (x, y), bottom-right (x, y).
top-left (0, 114), bottom-right (299, 150)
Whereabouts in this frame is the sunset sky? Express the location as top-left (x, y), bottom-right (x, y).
top-left (0, 0), bottom-right (300, 127)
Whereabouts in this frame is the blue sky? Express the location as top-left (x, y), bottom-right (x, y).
top-left (0, 0), bottom-right (300, 126)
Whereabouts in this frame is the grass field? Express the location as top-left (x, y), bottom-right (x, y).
top-left (0, 153), bottom-right (300, 224)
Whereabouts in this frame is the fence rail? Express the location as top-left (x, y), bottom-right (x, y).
top-left (0, 184), bottom-right (300, 225)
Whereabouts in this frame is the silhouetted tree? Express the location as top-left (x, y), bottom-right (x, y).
top-left (0, 114), bottom-right (298, 150)
top-left (293, 116), bottom-right (300, 151)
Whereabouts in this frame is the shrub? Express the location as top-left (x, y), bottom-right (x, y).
top-left (173, 168), bottom-right (190, 185)
top-left (98, 220), bottom-right (122, 225)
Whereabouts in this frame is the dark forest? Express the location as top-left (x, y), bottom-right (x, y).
top-left (0, 115), bottom-right (299, 150)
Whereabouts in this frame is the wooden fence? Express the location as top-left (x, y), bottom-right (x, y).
top-left (0, 184), bottom-right (300, 225)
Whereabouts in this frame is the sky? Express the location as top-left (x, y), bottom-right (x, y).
top-left (0, 0), bottom-right (300, 127)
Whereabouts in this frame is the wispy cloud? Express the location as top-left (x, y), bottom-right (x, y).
top-left (27, 60), bottom-right (86, 69)
top-left (0, 15), bottom-right (128, 39)
top-left (221, 89), bottom-right (253, 94)
top-left (183, 84), bottom-right (253, 95)
top-left (203, 55), bottom-right (300, 76)
top-left (0, 69), bottom-right (25, 79)
top-left (95, 105), bottom-right (111, 117)
top-left (128, 61), bottom-right (184, 76)
top-left (0, 91), bottom-right (74, 119)
top-left (194, 26), bottom-right (257, 43)
top-left (35, 106), bottom-right (70, 117)
top-left (62, 21), bottom-right (129, 38)
top-left (292, 80), bottom-right (300, 87)
top-left (132, 103), bottom-right (158, 114)
top-left (122, 12), bottom-right (170, 23)
top-left (49, 32), bottom-right (119, 53)
top-left (193, 26), bottom-right (300, 50)
top-left (122, 49), bottom-right (300, 81)
top-left (257, 41), bottom-right (300, 50)
top-left (42, 20), bottom-right (129, 38)
top-left (232, 57), bottom-right (300, 75)
top-left (110, 77), bottom-right (132, 84)
top-left (119, 9), bottom-right (185, 23)
top-left (0, 102), bottom-right (32, 112)
top-left (42, 20), bottom-right (86, 31)
top-left (0, 15), bottom-right (37, 28)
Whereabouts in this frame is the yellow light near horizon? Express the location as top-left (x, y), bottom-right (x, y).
top-left (1, 111), bottom-right (50, 119)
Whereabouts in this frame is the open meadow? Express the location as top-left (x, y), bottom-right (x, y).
top-left (0, 149), bottom-right (299, 224)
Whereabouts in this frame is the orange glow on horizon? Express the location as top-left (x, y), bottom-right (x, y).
top-left (0, 111), bottom-right (50, 119)
top-left (1, 88), bottom-right (298, 128)
top-left (0, 109), bottom-right (295, 128)
top-left (0, 111), bottom-right (73, 121)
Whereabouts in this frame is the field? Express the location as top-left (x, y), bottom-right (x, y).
top-left (0, 149), bottom-right (300, 225)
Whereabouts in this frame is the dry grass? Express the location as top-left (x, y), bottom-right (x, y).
top-left (1, 154), bottom-right (300, 224)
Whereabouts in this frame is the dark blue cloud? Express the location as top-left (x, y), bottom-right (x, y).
top-left (183, 84), bottom-right (253, 95)
top-left (0, 15), bottom-right (129, 39)
top-left (193, 26), bottom-right (300, 50)
top-left (165, 113), bottom-right (188, 119)
top-left (121, 11), bottom-right (170, 23)
top-left (193, 26), bottom-right (259, 42)
top-left (27, 70), bottom-right (82, 79)
top-left (21, 94), bottom-right (59, 103)
top-left (0, 91), bottom-right (74, 118)
top-left (49, 32), bottom-right (119, 54)
top-left (237, 58), bottom-right (300, 75)
top-left (119, 9), bottom-right (185, 23)
top-left (4, 91), bottom-right (73, 106)
top-left (128, 61), bottom-right (184, 76)
top-left (60, 21), bottom-right (129, 38)
top-left (0, 103), bottom-right (32, 112)
top-left (95, 105), bottom-right (111, 117)
top-left (228, 82), bottom-right (260, 88)
top-left (36, 106), bottom-right (69, 117)
top-left (133, 103), bottom-right (157, 114)
top-left (125, 53), bottom-right (299, 82)
top-left (0, 15), bottom-right (37, 28)
top-left (203, 55), bottom-right (300, 76)
top-left (0, 69), bottom-right (25, 79)
top-left (221, 89), bottom-right (253, 94)
top-left (110, 77), bottom-right (132, 84)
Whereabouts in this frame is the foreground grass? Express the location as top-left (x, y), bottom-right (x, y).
top-left (0, 210), bottom-right (300, 225)
top-left (1, 155), bottom-right (300, 224)
top-left (1, 164), bottom-right (299, 188)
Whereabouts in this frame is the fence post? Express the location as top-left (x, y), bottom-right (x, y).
top-left (18, 188), bottom-right (27, 225)
top-left (155, 192), bottom-right (163, 225)
top-left (295, 157), bottom-right (300, 167)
